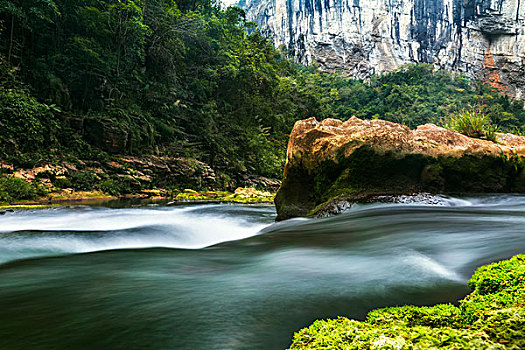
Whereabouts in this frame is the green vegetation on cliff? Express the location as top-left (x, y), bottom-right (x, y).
top-left (288, 255), bottom-right (525, 349)
top-left (0, 176), bottom-right (46, 202)
top-left (304, 64), bottom-right (525, 130)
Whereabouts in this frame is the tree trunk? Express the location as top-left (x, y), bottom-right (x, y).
top-left (7, 14), bottom-right (14, 66)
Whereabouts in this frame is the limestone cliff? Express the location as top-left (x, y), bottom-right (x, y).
top-left (243, 0), bottom-right (525, 98)
top-left (274, 117), bottom-right (525, 220)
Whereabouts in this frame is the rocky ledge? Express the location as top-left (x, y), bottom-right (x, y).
top-left (275, 117), bottom-right (525, 221)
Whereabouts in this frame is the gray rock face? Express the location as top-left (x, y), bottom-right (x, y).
top-left (243, 0), bottom-right (525, 98)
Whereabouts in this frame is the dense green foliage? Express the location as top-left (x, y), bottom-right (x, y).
top-left (306, 64), bottom-right (525, 130)
top-left (0, 0), bottom-right (323, 177)
top-left (1, 0), bottom-right (525, 182)
top-left (288, 255), bottom-right (525, 349)
top-left (0, 176), bottom-right (46, 201)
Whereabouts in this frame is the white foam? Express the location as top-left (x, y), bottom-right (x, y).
top-left (403, 251), bottom-right (462, 281)
top-left (0, 205), bottom-right (270, 263)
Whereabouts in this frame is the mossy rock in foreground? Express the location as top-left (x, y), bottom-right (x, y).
top-left (288, 255), bottom-right (525, 349)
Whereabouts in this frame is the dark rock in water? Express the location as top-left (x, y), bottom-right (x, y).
top-left (275, 117), bottom-right (525, 220)
top-left (375, 193), bottom-right (453, 205)
top-left (314, 199), bottom-right (353, 218)
top-left (312, 193), bottom-right (456, 217)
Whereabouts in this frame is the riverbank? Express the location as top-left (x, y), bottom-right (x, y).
top-left (288, 255), bottom-right (525, 349)
top-left (0, 156), bottom-right (278, 209)
top-left (0, 187), bottom-right (275, 210)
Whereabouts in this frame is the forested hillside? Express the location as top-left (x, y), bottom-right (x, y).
top-left (306, 64), bottom-right (525, 130)
top-left (1, 0), bottom-right (525, 192)
top-left (1, 0), bottom-right (319, 178)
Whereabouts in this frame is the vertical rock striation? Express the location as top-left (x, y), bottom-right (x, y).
top-left (243, 0), bottom-right (525, 98)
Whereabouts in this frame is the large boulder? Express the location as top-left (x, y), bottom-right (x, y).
top-left (275, 117), bottom-right (525, 220)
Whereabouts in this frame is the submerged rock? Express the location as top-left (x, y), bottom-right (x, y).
top-left (275, 117), bottom-right (525, 220)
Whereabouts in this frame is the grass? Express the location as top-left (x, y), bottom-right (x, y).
top-left (288, 255), bottom-right (525, 349)
top-left (443, 110), bottom-right (499, 142)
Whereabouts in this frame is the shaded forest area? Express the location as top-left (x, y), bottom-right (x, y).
top-left (1, 0), bottom-right (525, 185)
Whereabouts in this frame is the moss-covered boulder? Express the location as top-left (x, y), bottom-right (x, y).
top-left (275, 117), bottom-right (525, 220)
top-left (288, 255), bottom-right (525, 350)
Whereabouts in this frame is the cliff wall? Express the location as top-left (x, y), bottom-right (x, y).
top-left (244, 0), bottom-right (525, 98)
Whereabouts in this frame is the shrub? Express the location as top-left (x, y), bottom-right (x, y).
top-left (99, 176), bottom-right (141, 195)
top-left (0, 176), bottom-right (46, 202)
top-left (99, 180), bottom-right (122, 196)
top-left (53, 176), bottom-right (73, 189)
top-left (0, 89), bottom-right (60, 155)
top-left (444, 110), bottom-right (499, 142)
top-left (68, 171), bottom-right (99, 191)
top-left (511, 127), bottom-right (525, 136)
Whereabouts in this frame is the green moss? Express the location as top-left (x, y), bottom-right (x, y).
top-left (0, 204), bottom-right (59, 210)
top-left (290, 317), bottom-right (502, 350)
top-left (275, 166), bottom-right (316, 220)
top-left (174, 189), bottom-right (275, 203)
top-left (174, 191), bottom-right (228, 201)
top-left (367, 303), bottom-right (464, 328)
top-left (468, 255), bottom-right (525, 295)
top-left (421, 164), bottom-right (445, 192)
top-left (223, 191), bottom-right (275, 203)
top-left (278, 147), bottom-right (430, 219)
top-left (288, 255), bottom-right (525, 350)
top-left (438, 155), bottom-right (511, 192)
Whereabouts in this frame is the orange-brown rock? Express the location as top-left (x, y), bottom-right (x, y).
top-left (275, 117), bottom-right (525, 220)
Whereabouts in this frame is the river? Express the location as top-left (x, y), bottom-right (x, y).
top-left (0, 195), bottom-right (524, 349)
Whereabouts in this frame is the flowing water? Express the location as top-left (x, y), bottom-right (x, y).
top-left (0, 195), bottom-right (525, 349)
